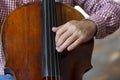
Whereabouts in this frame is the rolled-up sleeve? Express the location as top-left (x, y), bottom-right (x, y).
top-left (74, 0), bottom-right (120, 39)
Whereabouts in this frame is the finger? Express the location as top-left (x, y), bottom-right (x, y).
top-left (67, 36), bottom-right (84, 51)
top-left (52, 26), bottom-right (62, 32)
top-left (56, 33), bottom-right (77, 52)
top-left (52, 27), bottom-right (58, 32)
top-left (55, 26), bottom-right (67, 43)
top-left (56, 31), bottom-right (72, 47)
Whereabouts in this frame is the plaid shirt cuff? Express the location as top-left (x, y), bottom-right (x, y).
top-left (87, 14), bottom-right (107, 39)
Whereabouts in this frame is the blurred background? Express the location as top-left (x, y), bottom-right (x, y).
top-left (75, 0), bottom-right (120, 80)
top-left (83, 29), bottom-right (120, 80)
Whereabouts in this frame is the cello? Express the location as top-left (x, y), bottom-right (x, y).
top-left (1, 0), bottom-right (94, 80)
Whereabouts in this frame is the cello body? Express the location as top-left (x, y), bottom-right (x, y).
top-left (1, 2), bottom-right (94, 80)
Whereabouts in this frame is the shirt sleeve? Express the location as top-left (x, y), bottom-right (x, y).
top-left (0, 1), bottom-right (9, 27)
top-left (74, 0), bottom-right (120, 39)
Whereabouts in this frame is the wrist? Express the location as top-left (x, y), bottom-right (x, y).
top-left (82, 19), bottom-right (97, 37)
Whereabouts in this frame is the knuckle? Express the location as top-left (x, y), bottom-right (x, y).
top-left (61, 36), bottom-right (66, 41)
top-left (74, 32), bottom-right (80, 38)
top-left (56, 31), bottom-right (61, 36)
top-left (67, 21), bottom-right (73, 26)
top-left (80, 35), bottom-right (85, 40)
top-left (70, 20), bottom-right (76, 23)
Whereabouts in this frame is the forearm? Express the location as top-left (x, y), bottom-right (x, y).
top-left (88, 1), bottom-right (120, 39)
top-left (75, 0), bottom-right (120, 39)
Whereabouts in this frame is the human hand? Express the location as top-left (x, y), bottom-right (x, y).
top-left (52, 20), bottom-right (96, 52)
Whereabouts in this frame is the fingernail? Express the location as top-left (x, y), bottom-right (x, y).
top-left (67, 47), bottom-right (72, 51)
top-left (56, 47), bottom-right (62, 52)
top-left (52, 27), bottom-right (56, 31)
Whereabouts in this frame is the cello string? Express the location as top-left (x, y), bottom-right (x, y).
top-left (44, 0), bottom-right (48, 80)
top-left (46, 0), bottom-right (49, 79)
top-left (56, 0), bottom-right (64, 80)
top-left (53, 0), bottom-right (62, 80)
top-left (47, 0), bottom-right (53, 79)
top-left (51, 1), bottom-right (56, 80)
top-left (55, 0), bottom-right (60, 79)
top-left (52, 0), bottom-right (63, 80)
top-left (50, 0), bottom-right (58, 80)
top-left (51, 0), bottom-right (62, 80)
top-left (43, 0), bottom-right (51, 79)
